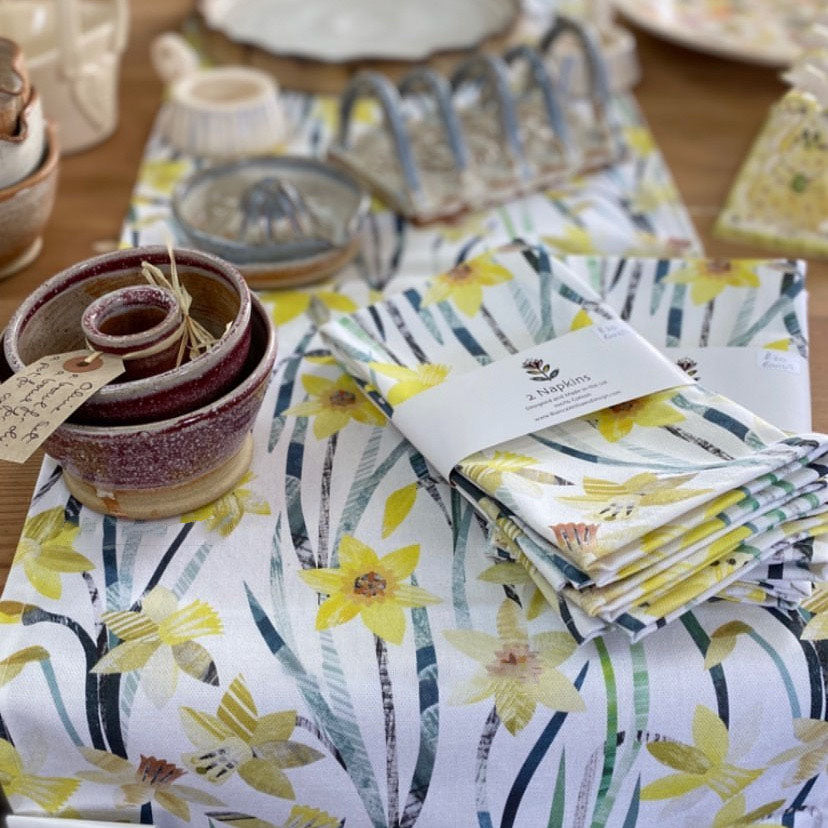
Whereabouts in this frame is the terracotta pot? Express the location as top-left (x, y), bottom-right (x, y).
top-left (3, 246), bottom-right (251, 424)
top-left (0, 119), bottom-right (58, 279)
top-left (42, 294), bottom-right (277, 519)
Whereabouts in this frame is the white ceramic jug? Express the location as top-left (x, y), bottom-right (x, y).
top-left (0, 0), bottom-right (128, 153)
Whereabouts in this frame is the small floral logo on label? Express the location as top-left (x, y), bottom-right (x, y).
top-left (522, 358), bottom-right (560, 382)
top-left (676, 357), bottom-right (699, 380)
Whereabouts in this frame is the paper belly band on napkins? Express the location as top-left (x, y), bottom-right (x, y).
top-left (388, 320), bottom-right (690, 479)
top-left (321, 244), bottom-right (828, 637)
top-left (657, 345), bottom-right (810, 433)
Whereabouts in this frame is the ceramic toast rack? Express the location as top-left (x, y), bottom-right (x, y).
top-left (328, 15), bottom-right (622, 224)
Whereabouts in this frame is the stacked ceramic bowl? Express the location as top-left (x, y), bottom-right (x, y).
top-left (0, 37), bottom-right (59, 279)
top-left (1, 246), bottom-right (278, 519)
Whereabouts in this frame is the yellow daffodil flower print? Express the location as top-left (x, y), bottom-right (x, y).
top-left (0, 601), bottom-right (27, 625)
top-left (181, 472), bottom-right (270, 536)
top-left (285, 373), bottom-right (386, 439)
top-left (625, 232), bottom-right (693, 258)
top-left (641, 705), bottom-right (762, 801)
top-left (180, 674), bottom-right (323, 798)
top-left (542, 225), bottom-right (598, 255)
top-left (264, 289), bottom-right (358, 326)
top-left (77, 749), bottom-right (222, 821)
top-left (801, 582), bottom-right (828, 640)
top-left (629, 181), bottom-right (680, 213)
top-left (0, 645), bottom-right (49, 689)
top-left (764, 337), bottom-right (794, 351)
top-left (0, 739), bottom-right (79, 813)
top-left (664, 259), bottom-right (760, 305)
top-left (435, 212), bottom-right (490, 243)
top-left (570, 308), bottom-right (593, 331)
top-left (422, 253), bottom-right (513, 316)
top-left (15, 507), bottom-right (93, 599)
top-left (299, 536), bottom-right (441, 645)
top-left (591, 390), bottom-right (685, 442)
top-left (712, 795), bottom-right (785, 828)
top-left (703, 489), bottom-right (748, 520)
top-left (478, 561), bottom-right (549, 621)
top-left (139, 159), bottom-right (191, 195)
top-left (460, 451), bottom-right (543, 494)
top-left (624, 125), bottom-right (656, 156)
top-left (92, 585), bottom-right (222, 707)
top-left (444, 599), bottom-right (583, 735)
top-left (703, 621), bottom-right (752, 670)
top-left (369, 362), bottom-right (451, 406)
top-left (315, 96), bottom-right (378, 131)
top-left (559, 472), bottom-right (711, 521)
top-left (770, 718), bottom-right (828, 785)
top-left (210, 805), bottom-right (341, 828)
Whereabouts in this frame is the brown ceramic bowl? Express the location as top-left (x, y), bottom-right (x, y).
top-left (40, 293), bottom-right (277, 519)
top-left (0, 119), bottom-right (58, 280)
top-left (3, 246), bottom-right (252, 425)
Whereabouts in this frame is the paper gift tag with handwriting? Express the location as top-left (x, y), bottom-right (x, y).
top-left (0, 351), bottom-right (125, 464)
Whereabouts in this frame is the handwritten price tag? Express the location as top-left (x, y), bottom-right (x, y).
top-left (0, 351), bottom-right (125, 464)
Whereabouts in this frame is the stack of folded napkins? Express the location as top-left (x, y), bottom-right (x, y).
top-left (321, 244), bottom-right (828, 641)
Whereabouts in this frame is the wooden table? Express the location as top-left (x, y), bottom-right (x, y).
top-left (1, 2), bottom-right (825, 588)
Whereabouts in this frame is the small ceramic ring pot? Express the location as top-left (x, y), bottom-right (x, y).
top-left (152, 32), bottom-right (286, 159)
top-left (81, 285), bottom-right (184, 380)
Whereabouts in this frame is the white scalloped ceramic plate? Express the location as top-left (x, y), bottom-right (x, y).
top-left (198, 0), bottom-right (520, 62)
top-left (612, 0), bottom-right (822, 66)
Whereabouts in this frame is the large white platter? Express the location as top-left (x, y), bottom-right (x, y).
top-left (612, 0), bottom-right (822, 66)
top-left (198, 0), bottom-right (520, 62)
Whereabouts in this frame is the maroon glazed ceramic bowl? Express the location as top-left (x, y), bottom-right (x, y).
top-left (41, 293), bottom-right (277, 520)
top-left (3, 246), bottom-right (251, 425)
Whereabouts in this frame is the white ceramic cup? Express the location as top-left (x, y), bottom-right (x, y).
top-left (152, 32), bottom-right (287, 159)
top-left (0, 0), bottom-right (128, 154)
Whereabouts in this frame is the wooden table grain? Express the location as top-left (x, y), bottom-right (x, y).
top-left (1, 2), bottom-right (825, 589)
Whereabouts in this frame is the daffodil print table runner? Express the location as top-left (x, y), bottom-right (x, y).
top-left (2, 271), bottom-right (827, 825)
top-left (320, 245), bottom-right (828, 642)
top-left (3, 43), bottom-right (828, 828)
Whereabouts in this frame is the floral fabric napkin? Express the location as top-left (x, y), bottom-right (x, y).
top-left (320, 245), bottom-right (828, 641)
top-left (561, 255), bottom-right (811, 433)
top-left (715, 89), bottom-right (828, 259)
